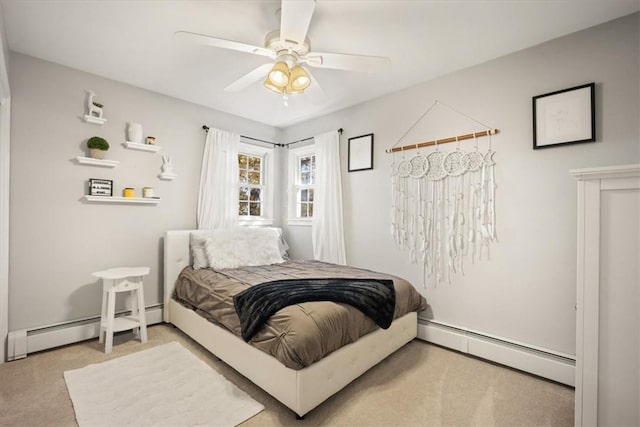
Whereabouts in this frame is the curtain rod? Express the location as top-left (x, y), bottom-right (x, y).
top-left (202, 125), bottom-right (343, 148)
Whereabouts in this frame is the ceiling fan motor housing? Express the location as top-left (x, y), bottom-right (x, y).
top-left (265, 30), bottom-right (311, 63)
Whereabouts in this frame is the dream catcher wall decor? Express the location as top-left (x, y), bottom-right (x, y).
top-left (389, 100), bottom-right (499, 286)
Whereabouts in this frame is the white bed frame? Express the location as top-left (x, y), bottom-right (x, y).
top-left (163, 230), bottom-right (417, 417)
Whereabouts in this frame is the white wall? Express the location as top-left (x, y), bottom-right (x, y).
top-left (280, 13), bottom-right (640, 356)
top-left (8, 53), bottom-right (279, 331)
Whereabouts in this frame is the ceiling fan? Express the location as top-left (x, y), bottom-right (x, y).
top-left (175, 0), bottom-right (391, 102)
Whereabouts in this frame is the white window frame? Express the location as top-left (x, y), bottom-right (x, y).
top-left (238, 141), bottom-right (274, 226)
top-left (287, 143), bottom-right (315, 227)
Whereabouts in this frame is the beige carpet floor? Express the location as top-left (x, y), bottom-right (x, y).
top-left (0, 324), bottom-right (574, 426)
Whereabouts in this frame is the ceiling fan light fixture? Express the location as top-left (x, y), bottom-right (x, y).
top-left (288, 65), bottom-right (311, 91)
top-left (263, 78), bottom-right (284, 94)
top-left (284, 80), bottom-right (304, 95)
top-left (267, 61), bottom-right (290, 87)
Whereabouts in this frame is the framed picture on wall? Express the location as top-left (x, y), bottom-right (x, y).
top-left (532, 82), bottom-right (595, 149)
top-left (348, 133), bottom-right (374, 172)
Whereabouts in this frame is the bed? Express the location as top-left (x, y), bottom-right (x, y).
top-left (163, 229), bottom-right (426, 417)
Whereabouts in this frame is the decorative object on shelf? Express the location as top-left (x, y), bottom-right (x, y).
top-left (388, 100), bottom-right (499, 286)
top-left (123, 141), bottom-right (161, 153)
top-left (161, 156), bottom-right (173, 173)
top-left (75, 156), bottom-right (119, 168)
top-left (89, 178), bottom-right (113, 196)
top-left (83, 195), bottom-right (161, 205)
top-left (127, 122), bottom-right (143, 143)
top-left (348, 133), bottom-right (374, 172)
top-left (142, 186), bottom-right (154, 198)
top-left (533, 82), bottom-right (595, 149)
top-left (159, 155), bottom-right (177, 180)
top-left (83, 90), bottom-right (107, 125)
top-left (146, 136), bottom-right (156, 145)
top-left (123, 187), bottom-right (135, 198)
top-left (87, 136), bottom-right (110, 160)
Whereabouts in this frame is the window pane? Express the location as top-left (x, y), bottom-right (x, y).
top-left (301, 172), bottom-right (311, 185)
top-left (310, 155), bottom-right (316, 184)
top-left (249, 202), bottom-right (261, 216)
top-left (238, 154), bottom-right (248, 170)
top-left (250, 188), bottom-right (261, 201)
top-left (300, 156), bottom-right (311, 172)
top-left (308, 189), bottom-right (314, 202)
top-left (248, 156), bottom-right (261, 171)
top-left (300, 189), bottom-right (308, 202)
top-left (239, 201), bottom-right (248, 216)
top-left (300, 203), bottom-right (308, 218)
top-left (248, 171), bottom-right (261, 185)
top-left (239, 187), bottom-right (249, 201)
top-left (239, 170), bottom-right (248, 184)
top-left (308, 202), bottom-right (313, 217)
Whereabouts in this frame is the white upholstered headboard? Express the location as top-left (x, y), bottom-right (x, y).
top-left (163, 230), bottom-right (197, 322)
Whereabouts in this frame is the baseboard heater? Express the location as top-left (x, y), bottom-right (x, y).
top-left (417, 318), bottom-right (576, 387)
top-left (6, 304), bottom-right (163, 361)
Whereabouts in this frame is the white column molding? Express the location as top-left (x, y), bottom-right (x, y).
top-left (570, 164), bottom-right (640, 426)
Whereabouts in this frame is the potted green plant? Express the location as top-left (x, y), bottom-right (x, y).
top-left (87, 136), bottom-right (110, 160)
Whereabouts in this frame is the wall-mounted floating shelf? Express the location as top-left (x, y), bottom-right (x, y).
top-left (83, 115), bottom-right (107, 125)
top-left (75, 156), bottom-right (119, 168)
top-left (158, 172), bottom-right (177, 181)
top-left (123, 141), bottom-right (161, 153)
top-left (83, 195), bottom-right (160, 205)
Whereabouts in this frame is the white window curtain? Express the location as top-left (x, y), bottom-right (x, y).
top-left (312, 130), bottom-right (346, 265)
top-left (197, 126), bottom-right (240, 229)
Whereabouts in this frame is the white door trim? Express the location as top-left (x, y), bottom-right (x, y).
top-left (0, 6), bottom-right (10, 363)
top-left (0, 97), bottom-right (9, 364)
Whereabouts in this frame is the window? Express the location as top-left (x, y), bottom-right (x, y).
top-left (238, 153), bottom-right (263, 217)
top-left (237, 142), bottom-right (273, 226)
top-left (288, 144), bottom-right (315, 225)
top-left (297, 154), bottom-right (315, 217)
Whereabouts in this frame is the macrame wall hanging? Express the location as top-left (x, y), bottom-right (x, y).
top-left (388, 100), bottom-right (499, 286)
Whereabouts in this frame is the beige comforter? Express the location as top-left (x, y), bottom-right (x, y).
top-left (173, 260), bottom-right (427, 369)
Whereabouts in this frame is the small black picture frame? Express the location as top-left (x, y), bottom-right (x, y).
top-left (89, 178), bottom-right (113, 196)
top-left (348, 133), bottom-right (374, 172)
top-left (532, 82), bottom-right (595, 149)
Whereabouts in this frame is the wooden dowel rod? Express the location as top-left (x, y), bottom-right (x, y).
top-left (386, 128), bottom-right (499, 153)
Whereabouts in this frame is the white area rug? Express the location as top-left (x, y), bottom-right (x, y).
top-left (64, 342), bottom-right (264, 427)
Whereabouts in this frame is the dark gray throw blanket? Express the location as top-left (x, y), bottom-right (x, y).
top-left (233, 278), bottom-right (396, 342)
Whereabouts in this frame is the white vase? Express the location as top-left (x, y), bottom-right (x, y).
top-left (127, 123), bottom-right (143, 143)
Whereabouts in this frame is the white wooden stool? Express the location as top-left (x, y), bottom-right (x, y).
top-left (92, 267), bottom-right (149, 354)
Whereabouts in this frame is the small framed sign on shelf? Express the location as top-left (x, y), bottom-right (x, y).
top-left (532, 82), bottom-right (595, 149)
top-left (348, 133), bottom-right (374, 172)
top-left (88, 178), bottom-right (113, 196)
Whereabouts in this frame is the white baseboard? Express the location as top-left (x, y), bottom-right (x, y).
top-left (6, 305), bottom-right (163, 361)
top-left (418, 319), bottom-right (575, 387)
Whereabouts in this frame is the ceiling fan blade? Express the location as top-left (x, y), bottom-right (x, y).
top-left (303, 68), bottom-right (327, 104)
top-left (224, 63), bottom-right (274, 92)
top-left (305, 52), bottom-right (391, 72)
top-left (174, 31), bottom-right (275, 59)
top-left (280, 0), bottom-right (316, 46)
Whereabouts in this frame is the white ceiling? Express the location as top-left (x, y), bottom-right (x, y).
top-left (2, 1), bottom-right (638, 128)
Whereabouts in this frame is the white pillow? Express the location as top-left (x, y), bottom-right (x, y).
top-left (204, 227), bottom-right (285, 270)
top-left (190, 231), bottom-right (214, 269)
top-left (266, 227), bottom-right (290, 260)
